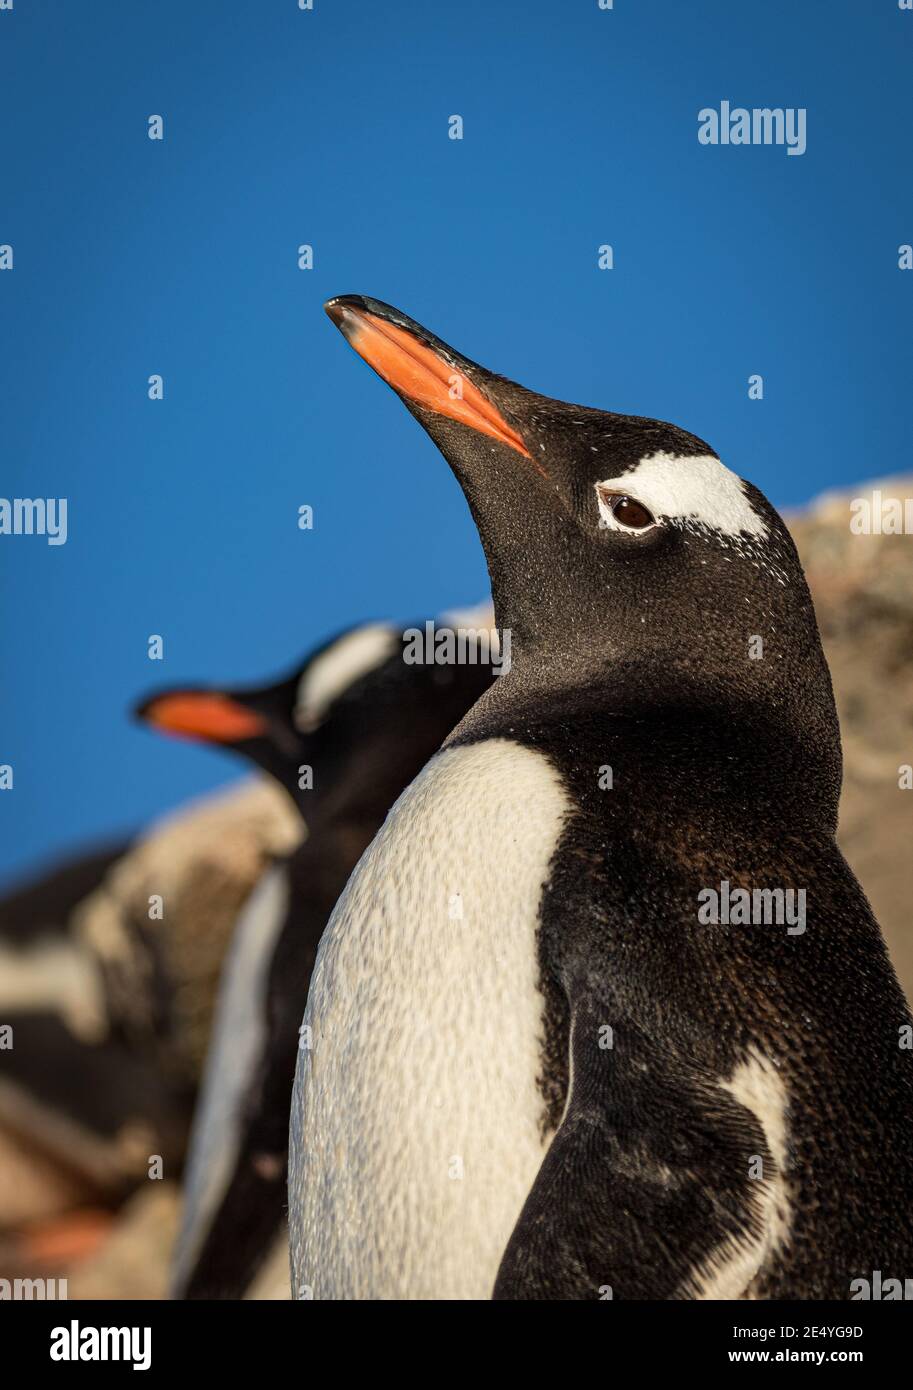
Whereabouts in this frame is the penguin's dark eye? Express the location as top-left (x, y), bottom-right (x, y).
top-left (611, 496), bottom-right (654, 529)
top-left (596, 488), bottom-right (657, 534)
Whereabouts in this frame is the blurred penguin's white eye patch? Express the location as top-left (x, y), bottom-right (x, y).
top-left (294, 624), bottom-right (398, 732)
top-left (596, 489), bottom-right (658, 534)
top-left (595, 452), bottom-right (768, 539)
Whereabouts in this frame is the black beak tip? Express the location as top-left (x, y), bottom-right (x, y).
top-left (132, 694), bottom-right (154, 724)
top-left (324, 294), bottom-right (369, 330)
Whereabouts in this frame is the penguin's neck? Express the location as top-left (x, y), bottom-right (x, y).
top-left (451, 659), bottom-right (840, 841)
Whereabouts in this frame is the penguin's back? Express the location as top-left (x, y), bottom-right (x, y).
top-left (289, 738), bottom-right (571, 1300)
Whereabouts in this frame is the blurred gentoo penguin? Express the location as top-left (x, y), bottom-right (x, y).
top-left (0, 843), bottom-right (190, 1241)
top-left (137, 618), bottom-right (495, 1298)
top-left (0, 779), bottom-right (296, 1270)
top-left (287, 294), bottom-right (913, 1301)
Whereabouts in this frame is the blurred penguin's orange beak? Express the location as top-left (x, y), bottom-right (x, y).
top-left (325, 299), bottom-right (531, 459)
top-left (140, 693), bottom-right (268, 744)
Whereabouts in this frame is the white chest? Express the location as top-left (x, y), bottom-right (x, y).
top-left (288, 738), bottom-right (571, 1300)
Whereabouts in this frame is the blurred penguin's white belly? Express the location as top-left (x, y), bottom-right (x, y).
top-left (172, 863), bottom-right (289, 1295)
top-left (289, 739), bottom-right (570, 1300)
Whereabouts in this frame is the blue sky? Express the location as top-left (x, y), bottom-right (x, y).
top-left (1, 0), bottom-right (911, 880)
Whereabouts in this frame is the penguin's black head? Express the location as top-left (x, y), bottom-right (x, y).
top-left (134, 619), bottom-right (495, 820)
top-left (325, 295), bottom-right (837, 754)
top-left (134, 669), bottom-right (309, 802)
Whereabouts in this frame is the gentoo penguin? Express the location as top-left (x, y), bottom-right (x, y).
top-left (0, 776), bottom-right (296, 1268)
top-left (286, 294), bottom-right (913, 1301)
top-left (0, 843), bottom-right (190, 1238)
top-left (137, 619), bottom-right (495, 1297)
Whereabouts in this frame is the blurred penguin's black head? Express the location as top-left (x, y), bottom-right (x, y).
top-left (135, 619), bottom-right (495, 820)
top-left (135, 669), bottom-right (307, 799)
top-left (324, 296), bottom-right (838, 761)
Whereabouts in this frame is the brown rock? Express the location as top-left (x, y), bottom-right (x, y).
top-left (790, 476), bottom-right (913, 1002)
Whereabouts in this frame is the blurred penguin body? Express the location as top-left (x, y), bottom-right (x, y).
top-left (139, 614), bottom-right (495, 1297)
top-left (0, 781), bottom-right (299, 1240)
top-left (0, 841), bottom-right (184, 1228)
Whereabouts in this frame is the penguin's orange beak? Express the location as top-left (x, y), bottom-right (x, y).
top-left (139, 692), bottom-right (269, 744)
top-left (325, 298), bottom-right (531, 459)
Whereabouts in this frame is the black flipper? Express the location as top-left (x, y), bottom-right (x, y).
top-left (494, 1000), bottom-right (780, 1301)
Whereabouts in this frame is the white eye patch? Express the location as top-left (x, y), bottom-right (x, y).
top-left (594, 452), bottom-right (768, 539)
top-left (294, 623), bottom-right (398, 732)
